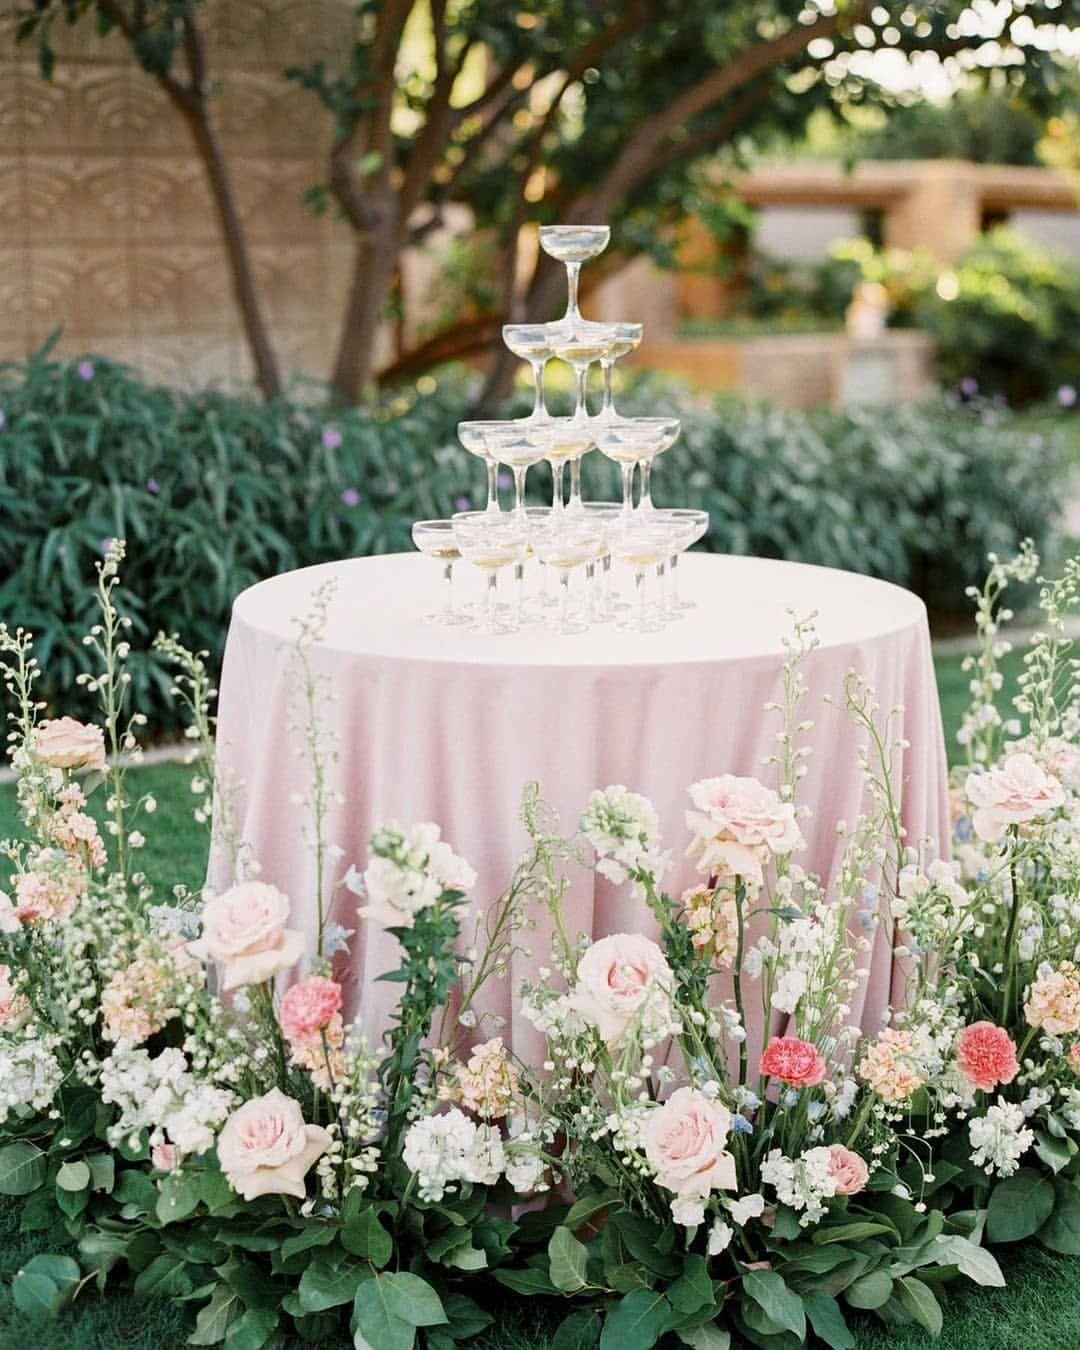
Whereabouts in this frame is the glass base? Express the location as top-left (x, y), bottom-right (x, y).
top-left (616, 615), bottom-right (664, 633)
top-left (424, 610), bottom-right (471, 626)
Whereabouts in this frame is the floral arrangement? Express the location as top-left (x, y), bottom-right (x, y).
top-left (0, 541), bottom-right (1077, 1350)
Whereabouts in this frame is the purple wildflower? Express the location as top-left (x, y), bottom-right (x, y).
top-left (322, 426), bottom-right (343, 450)
top-left (146, 478), bottom-right (161, 495)
top-left (341, 487), bottom-right (361, 507)
top-left (959, 376), bottom-right (978, 397)
top-left (454, 495), bottom-right (472, 512)
top-left (77, 360), bottom-right (95, 381)
top-left (100, 536), bottom-right (113, 554)
top-left (0, 410), bottom-right (6, 430)
top-left (1058, 384), bottom-right (1077, 409)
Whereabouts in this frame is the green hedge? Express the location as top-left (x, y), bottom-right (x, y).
top-left (0, 348), bottom-right (1064, 730)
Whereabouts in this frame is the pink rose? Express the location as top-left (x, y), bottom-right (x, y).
top-left (955, 1021), bottom-right (1019, 1093)
top-left (966, 753), bottom-right (1065, 844)
top-left (827, 1144), bottom-right (868, 1196)
top-left (568, 933), bottom-right (675, 1043)
top-left (642, 1087), bottom-right (737, 1198)
top-left (280, 977), bottom-right (342, 1043)
top-left (188, 882), bottom-right (304, 990)
top-left (33, 717), bottom-right (107, 772)
top-left (759, 1036), bottom-right (827, 1088)
top-left (151, 1143), bottom-right (181, 1172)
top-left (685, 775), bottom-right (803, 883)
top-left (216, 1088), bottom-right (331, 1201)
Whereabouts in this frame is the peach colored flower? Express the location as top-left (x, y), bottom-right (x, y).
top-left (1025, 962), bottom-right (1080, 1037)
top-left (857, 1028), bottom-right (925, 1104)
top-left (217, 1089), bottom-right (331, 1201)
top-left (682, 885), bottom-right (739, 967)
top-left (280, 977), bottom-right (342, 1043)
top-left (1067, 1043), bottom-right (1080, 1077)
top-left (449, 1037), bottom-right (520, 1121)
top-left (0, 965), bottom-right (29, 1031)
top-left (955, 1022), bottom-right (1019, 1093)
top-left (685, 775), bottom-right (803, 884)
top-left (827, 1145), bottom-right (868, 1196)
top-left (33, 717), bottom-right (107, 772)
top-left (13, 860), bottom-right (87, 920)
top-left (965, 753), bottom-right (1065, 844)
top-left (642, 1087), bottom-right (737, 1198)
top-left (46, 808), bottom-right (107, 869)
top-left (568, 933), bottom-right (675, 1044)
top-left (287, 1014), bottom-right (346, 1090)
top-left (188, 882), bottom-right (304, 990)
top-left (759, 1036), bottom-right (827, 1088)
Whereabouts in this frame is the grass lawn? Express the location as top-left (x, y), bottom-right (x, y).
top-left (0, 644), bottom-right (1073, 1348)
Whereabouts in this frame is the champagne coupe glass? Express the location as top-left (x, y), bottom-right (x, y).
top-left (595, 417), bottom-right (681, 519)
top-left (457, 420), bottom-right (504, 515)
top-left (637, 417), bottom-right (681, 516)
top-left (411, 520), bottom-right (470, 625)
top-left (653, 507), bottom-right (709, 611)
top-left (524, 505), bottom-right (557, 609)
top-left (596, 322), bottom-right (643, 424)
top-left (538, 225), bottom-right (610, 329)
top-left (578, 501), bottom-right (621, 623)
top-left (608, 522), bottom-right (679, 634)
top-left (502, 323), bottom-right (555, 422)
top-left (531, 521), bottom-right (605, 635)
top-left (485, 419), bottom-right (593, 519)
top-left (550, 321), bottom-right (620, 423)
top-left (479, 423), bottom-right (549, 524)
top-left (452, 511), bottom-right (528, 635)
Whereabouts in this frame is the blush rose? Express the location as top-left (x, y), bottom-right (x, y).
top-left (33, 717), bottom-right (107, 772)
top-left (216, 1088), bottom-right (331, 1201)
top-left (642, 1087), bottom-right (737, 1198)
top-left (685, 774), bottom-right (803, 883)
top-left (827, 1144), bottom-right (869, 1196)
top-left (965, 753), bottom-right (1065, 844)
top-left (188, 882), bottom-right (304, 990)
top-left (568, 933), bottom-right (674, 1043)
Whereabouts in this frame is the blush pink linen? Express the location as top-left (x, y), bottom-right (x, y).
top-left (208, 552), bottom-right (950, 1066)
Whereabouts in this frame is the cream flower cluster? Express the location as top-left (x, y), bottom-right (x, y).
top-left (580, 785), bottom-right (670, 890)
top-left (352, 822), bottom-right (477, 929)
top-left (968, 1099), bottom-right (1035, 1177)
top-left (402, 1109), bottom-right (505, 1202)
top-left (0, 1033), bottom-right (64, 1122)
top-left (100, 1046), bottom-right (234, 1159)
top-left (760, 1146), bottom-right (839, 1225)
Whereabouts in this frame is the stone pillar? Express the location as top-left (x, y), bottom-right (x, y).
top-left (884, 161), bottom-right (982, 263)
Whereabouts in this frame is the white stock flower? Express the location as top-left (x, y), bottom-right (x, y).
top-left (728, 1193), bottom-right (766, 1226)
top-left (402, 1109), bottom-right (505, 1202)
top-left (968, 1099), bottom-right (1035, 1177)
top-left (707, 1220), bottom-right (733, 1254)
top-left (359, 823), bottom-right (476, 929)
top-left (0, 1035), bottom-right (64, 1121)
top-left (580, 786), bottom-right (668, 888)
top-left (760, 1146), bottom-right (838, 1225)
top-left (671, 1197), bottom-right (706, 1227)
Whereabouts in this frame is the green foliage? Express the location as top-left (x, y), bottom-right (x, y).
top-left (852, 90), bottom-right (1046, 165)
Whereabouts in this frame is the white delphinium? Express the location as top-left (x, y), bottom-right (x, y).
top-left (760, 1146), bottom-right (838, 1225)
top-left (348, 822), bottom-right (476, 929)
top-left (580, 786), bottom-right (669, 890)
top-left (0, 1033), bottom-right (64, 1120)
top-left (402, 1108), bottom-right (506, 1202)
top-left (968, 1099), bottom-right (1035, 1177)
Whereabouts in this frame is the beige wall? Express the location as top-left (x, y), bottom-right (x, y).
top-left (0, 0), bottom-right (358, 389)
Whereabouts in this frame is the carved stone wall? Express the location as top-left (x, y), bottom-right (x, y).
top-left (0, 1), bottom-right (359, 389)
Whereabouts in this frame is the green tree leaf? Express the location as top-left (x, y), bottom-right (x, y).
top-left (0, 1142), bottom-right (47, 1196)
top-left (675, 1326), bottom-right (730, 1350)
top-left (986, 1168), bottom-right (1056, 1243)
top-left (803, 1290), bottom-right (856, 1349)
top-left (11, 1271), bottom-right (60, 1320)
top-left (669, 1254), bottom-right (716, 1316)
top-left (156, 1170), bottom-right (202, 1225)
top-left (549, 1227), bottom-right (590, 1292)
top-left (552, 1309), bottom-right (602, 1349)
top-left (352, 1273), bottom-right (447, 1350)
top-left (224, 1306), bottom-right (279, 1350)
top-left (134, 1252), bottom-right (195, 1300)
top-left (933, 1235), bottom-right (1006, 1286)
top-left (341, 1205), bottom-right (393, 1266)
top-left (741, 1270), bottom-right (806, 1340)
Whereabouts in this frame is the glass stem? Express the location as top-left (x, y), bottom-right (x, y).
top-left (574, 363), bottom-right (589, 421)
top-left (550, 459), bottom-right (564, 514)
top-left (513, 465), bottom-right (527, 522)
top-left (620, 463), bottom-right (635, 517)
top-left (514, 561), bottom-right (525, 625)
top-left (639, 461), bottom-right (653, 514)
top-left (569, 457), bottom-right (582, 510)
top-left (670, 554), bottom-right (681, 607)
top-left (486, 573), bottom-right (498, 631)
top-left (635, 567), bottom-right (647, 629)
top-left (443, 562), bottom-right (454, 618)
top-left (566, 261), bottom-right (582, 322)
top-left (486, 460), bottom-right (498, 513)
top-left (585, 560), bottom-right (596, 620)
top-left (600, 359), bottom-right (613, 418)
top-left (559, 570), bottom-right (571, 630)
top-left (655, 560), bottom-right (666, 617)
top-left (530, 360), bottom-right (547, 420)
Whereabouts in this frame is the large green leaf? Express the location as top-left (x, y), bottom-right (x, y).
top-left (56, 1159), bottom-right (91, 1192)
top-left (552, 1309), bottom-right (603, 1349)
top-left (669, 1254), bottom-right (716, 1316)
top-left (188, 1285), bottom-right (242, 1345)
top-left (741, 1270), bottom-right (806, 1340)
top-left (341, 1206), bottom-right (393, 1267)
top-left (843, 1268), bottom-right (893, 1311)
top-left (1038, 1178), bottom-right (1080, 1255)
top-left (895, 1277), bottom-right (943, 1337)
top-left (676, 1326), bottom-right (730, 1350)
top-left (986, 1168), bottom-right (1056, 1243)
top-left (298, 1257), bottom-right (365, 1312)
top-left (932, 1235), bottom-right (1005, 1286)
top-left (549, 1227), bottom-right (590, 1292)
top-left (803, 1291), bottom-right (855, 1350)
top-left (352, 1273), bottom-right (447, 1350)
top-left (599, 1290), bottom-right (674, 1350)
top-left (0, 1142), bottom-right (47, 1196)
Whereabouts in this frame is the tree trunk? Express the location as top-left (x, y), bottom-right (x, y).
top-left (331, 225), bottom-right (400, 404)
top-left (179, 102), bottom-right (283, 400)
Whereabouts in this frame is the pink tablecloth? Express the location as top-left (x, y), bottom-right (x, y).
top-left (210, 552), bottom-right (949, 1063)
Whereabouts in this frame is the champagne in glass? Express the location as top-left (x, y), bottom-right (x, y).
top-left (538, 225), bottom-right (611, 331)
top-left (531, 522), bottom-right (605, 635)
top-left (452, 512), bottom-right (528, 635)
top-left (503, 323), bottom-right (556, 422)
top-left (595, 416), bottom-right (681, 518)
top-left (411, 519), bottom-right (469, 625)
top-left (457, 420), bottom-right (505, 515)
top-left (608, 522), bottom-right (679, 633)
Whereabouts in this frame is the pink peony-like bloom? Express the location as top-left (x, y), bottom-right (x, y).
top-left (151, 1143), bottom-right (181, 1172)
top-left (685, 775), bottom-right (803, 884)
top-left (1025, 962), bottom-right (1080, 1037)
top-left (955, 1021), bottom-right (1019, 1093)
top-left (965, 753), bottom-right (1065, 844)
top-left (280, 977), bottom-right (342, 1043)
top-left (217, 1088), bottom-right (331, 1201)
top-left (13, 861), bottom-right (87, 921)
top-left (827, 1144), bottom-right (869, 1196)
top-left (857, 1028), bottom-right (925, 1104)
top-left (642, 1087), bottom-right (737, 1199)
top-left (33, 717), bottom-right (107, 772)
top-left (568, 933), bottom-right (675, 1044)
top-left (759, 1036), bottom-right (827, 1088)
top-left (1068, 1043), bottom-right (1080, 1077)
top-left (188, 881), bottom-right (304, 990)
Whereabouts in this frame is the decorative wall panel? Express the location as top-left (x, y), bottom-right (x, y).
top-left (0, 0), bottom-right (357, 390)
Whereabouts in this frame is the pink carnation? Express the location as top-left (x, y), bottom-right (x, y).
top-left (280, 977), bottom-right (343, 1043)
top-left (827, 1144), bottom-right (869, 1196)
top-left (759, 1035), bottom-right (827, 1088)
top-left (955, 1021), bottom-right (1019, 1093)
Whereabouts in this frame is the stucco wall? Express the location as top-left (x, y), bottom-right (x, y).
top-left (0, 0), bottom-right (358, 389)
